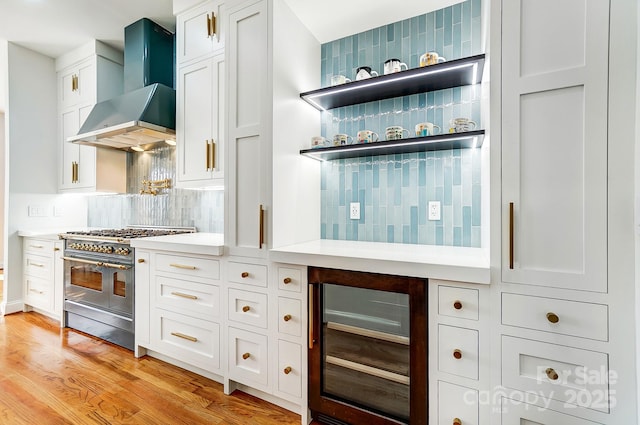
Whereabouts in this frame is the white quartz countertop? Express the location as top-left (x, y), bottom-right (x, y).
top-left (130, 233), bottom-right (225, 256)
top-left (270, 239), bottom-right (490, 284)
top-left (18, 228), bottom-right (75, 239)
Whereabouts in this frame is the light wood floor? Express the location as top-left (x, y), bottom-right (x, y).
top-left (0, 312), bottom-right (303, 424)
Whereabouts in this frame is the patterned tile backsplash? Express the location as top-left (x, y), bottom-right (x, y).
top-left (320, 0), bottom-right (483, 247)
top-left (88, 146), bottom-right (224, 232)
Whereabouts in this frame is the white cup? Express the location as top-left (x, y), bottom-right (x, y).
top-left (356, 130), bottom-right (379, 144)
top-left (419, 52), bottom-right (447, 67)
top-left (383, 59), bottom-right (408, 75)
top-left (332, 133), bottom-right (354, 146)
top-left (311, 136), bottom-right (330, 148)
top-left (415, 122), bottom-right (441, 137)
top-left (330, 75), bottom-right (351, 86)
top-left (355, 66), bottom-right (379, 81)
top-left (449, 117), bottom-right (477, 133)
top-left (385, 126), bottom-right (410, 140)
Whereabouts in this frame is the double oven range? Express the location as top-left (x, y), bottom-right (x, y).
top-left (60, 226), bottom-right (195, 350)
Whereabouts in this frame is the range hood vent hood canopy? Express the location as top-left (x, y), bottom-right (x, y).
top-left (68, 18), bottom-right (175, 151)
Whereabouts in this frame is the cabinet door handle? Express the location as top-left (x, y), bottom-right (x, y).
top-left (169, 263), bottom-right (197, 270)
top-left (206, 140), bottom-right (211, 170)
top-left (210, 140), bottom-right (216, 170)
top-left (283, 277), bottom-right (292, 284)
top-left (30, 288), bottom-right (44, 295)
top-left (172, 292), bottom-right (198, 300)
top-left (241, 272), bottom-right (249, 278)
top-left (30, 262), bottom-right (45, 268)
top-left (171, 332), bottom-right (198, 342)
top-left (453, 419), bottom-right (462, 425)
top-left (242, 352), bottom-right (251, 360)
top-left (309, 284), bottom-right (315, 349)
top-left (210, 12), bottom-right (217, 37)
top-left (283, 314), bottom-right (292, 322)
top-left (283, 366), bottom-right (292, 375)
top-left (259, 204), bottom-right (265, 248)
top-left (453, 349), bottom-right (462, 360)
top-left (242, 305), bottom-right (250, 312)
top-left (206, 13), bottom-right (212, 37)
top-left (453, 300), bottom-right (462, 310)
top-left (545, 367), bottom-right (559, 381)
top-left (137, 258), bottom-right (145, 263)
top-left (53, 247), bottom-right (60, 252)
top-left (509, 201), bottom-right (514, 269)
top-left (29, 244), bottom-right (44, 249)
top-left (546, 312), bottom-right (559, 323)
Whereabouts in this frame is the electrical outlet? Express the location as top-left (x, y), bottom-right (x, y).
top-left (428, 201), bottom-right (441, 221)
top-left (350, 202), bottom-right (361, 220)
top-left (28, 205), bottom-right (47, 217)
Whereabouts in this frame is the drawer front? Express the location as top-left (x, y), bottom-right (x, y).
top-left (502, 336), bottom-right (609, 413)
top-left (228, 288), bottom-right (268, 328)
top-left (151, 308), bottom-right (220, 372)
top-left (278, 297), bottom-right (301, 337)
top-left (228, 262), bottom-right (267, 287)
top-left (24, 253), bottom-right (53, 279)
top-left (156, 253), bottom-right (220, 280)
top-left (502, 293), bottom-right (608, 341)
top-left (278, 267), bottom-right (302, 293)
top-left (228, 326), bottom-right (269, 387)
top-left (155, 276), bottom-right (220, 320)
top-left (438, 285), bottom-right (479, 320)
top-left (277, 340), bottom-right (302, 398)
top-left (438, 325), bottom-right (478, 380)
top-left (24, 276), bottom-right (51, 309)
top-left (24, 239), bottom-right (54, 255)
top-left (501, 397), bottom-right (603, 424)
top-left (438, 381), bottom-right (478, 425)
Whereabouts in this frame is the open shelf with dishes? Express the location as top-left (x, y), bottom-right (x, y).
top-left (300, 130), bottom-right (485, 161)
top-left (300, 54), bottom-right (485, 111)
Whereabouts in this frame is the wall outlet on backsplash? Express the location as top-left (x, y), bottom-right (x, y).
top-left (350, 202), bottom-right (361, 220)
top-left (428, 201), bottom-right (441, 221)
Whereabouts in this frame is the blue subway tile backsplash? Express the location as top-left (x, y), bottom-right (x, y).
top-left (320, 0), bottom-right (482, 247)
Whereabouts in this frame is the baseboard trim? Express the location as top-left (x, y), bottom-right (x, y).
top-left (3, 300), bottom-right (24, 315)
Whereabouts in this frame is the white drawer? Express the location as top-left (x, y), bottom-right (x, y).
top-left (150, 308), bottom-right (220, 373)
top-left (438, 325), bottom-right (478, 380)
top-left (24, 276), bottom-right (51, 309)
top-left (502, 293), bottom-right (608, 341)
top-left (228, 261), bottom-right (267, 287)
top-left (438, 285), bottom-right (479, 321)
top-left (277, 340), bottom-right (302, 399)
top-left (278, 266), bottom-right (302, 293)
top-left (438, 381), bottom-right (478, 425)
top-left (228, 326), bottom-right (269, 387)
top-left (278, 297), bottom-right (301, 337)
top-left (228, 288), bottom-right (268, 328)
top-left (501, 397), bottom-right (603, 424)
top-left (156, 253), bottom-right (220, 280)
top-left (24, 253), bottom-right (53, 279)
top-left (502, 336), bottom-right (610, 413)
top-left (154, 276), bottom-right (220, 320)
top-left (24, 239), bottom-right (54, 255)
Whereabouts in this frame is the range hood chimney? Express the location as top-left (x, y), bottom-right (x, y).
top-left (68, 18), bottom-right (176, 151)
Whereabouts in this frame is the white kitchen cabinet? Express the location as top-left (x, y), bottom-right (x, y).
top-left (22, 237), bottom-right (64, 322)
top-left (176, 54), bottom-right (225, 188)
top-left (56, 41), bottom-right (126, 193)
top-left (176, 0), bottom-right (225, 66)
top-left (501, 0), bottom-right (609, 293)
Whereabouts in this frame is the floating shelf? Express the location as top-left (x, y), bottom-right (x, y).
top-left (300, 130), bottom-right (485, 161)
top-left (300, 54), bottom-right (485, 111)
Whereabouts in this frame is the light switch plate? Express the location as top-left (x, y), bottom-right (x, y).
top-left (350, 202), bottom-right (361, 220)
top-left (428, 201), bottom-right (441, 221)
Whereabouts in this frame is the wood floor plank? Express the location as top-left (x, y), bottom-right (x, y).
top-left (0, 312), bottom-right (304, 425)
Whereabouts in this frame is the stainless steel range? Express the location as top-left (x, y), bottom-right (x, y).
top-left (60, 226), bottom-right (196, 350)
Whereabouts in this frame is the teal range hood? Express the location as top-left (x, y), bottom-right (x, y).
top-left (67, 83), bottom-right (176, 150)
top-left (68, 18), bottom-right (175, 151)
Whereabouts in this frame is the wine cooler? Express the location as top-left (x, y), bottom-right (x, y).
top-left (308, 267), bottom-right (428, 425)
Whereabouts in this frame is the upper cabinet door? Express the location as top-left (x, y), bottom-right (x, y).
top-left (59, 58), bottom-right (96, 109)
top-left (177, 0), bottom-right (225, 66)
top-left (501, 0), bottom-right (609, 292)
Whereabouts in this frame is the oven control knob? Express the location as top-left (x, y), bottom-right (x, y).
top-left (105, 246), bottom-right (113, 253)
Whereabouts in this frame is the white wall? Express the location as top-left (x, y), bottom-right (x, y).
top-left (0, 40), bottom-right (6, 113)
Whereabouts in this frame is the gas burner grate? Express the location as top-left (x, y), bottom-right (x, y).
top-left (63, 227), bottom-right (196, 239)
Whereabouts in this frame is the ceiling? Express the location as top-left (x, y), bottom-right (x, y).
top-left (0, 0), bottom-right (460, 59)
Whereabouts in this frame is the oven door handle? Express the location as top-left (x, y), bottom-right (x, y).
top-left (62, 257), bottom-right (131, 270)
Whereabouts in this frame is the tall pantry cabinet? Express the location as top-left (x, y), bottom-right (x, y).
top-left (493, 0), bottom-right (638, 423)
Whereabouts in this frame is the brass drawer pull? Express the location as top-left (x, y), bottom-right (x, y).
top-left (283, 366), bottom-right (292, 375)
top-left (171, 332), bottom-right (198, 343)
top-left (172, 292), bottom-right (198, 300)
top-left (283, 277), bottom-right (292, 284)
top-left (283, 314), bottom-right (292, 322)
top-left (259, 204), bottom-right (265, 248)
top-left (545, 367), bottom-right (559, 381)
top-left (546, 312), bottom-right (559, 323)
top-left (210, 140), bottom-right (216, 170)
top-left (509, 202), bottom-right (514, 269)
top-left (242, 352), bottom-right (251, 360)
top-left (242, 305), bottom-right (251, 312)
top-left (29, 244), bottom-right (44, 249)
top-left (453, 300), bottom-right (462, 310)
top-left (170, 263), bottom-right (197, 270)
top-left (241, 272), bottom-right (249, 278)
top-left (206, 140), bottom-right (211, 170)
top-left (206, 14), bottom-right (212, 37)
top-left (137, 258), bottom-right (145, 263)
top-left (30, 262), bottom-right (45, 268)
top-left (29, 288), bottom-right (44, 295)
top-left (453, 349), bottom-right (462, 360)
top-left (453, 419), bottom-right (462, 425)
